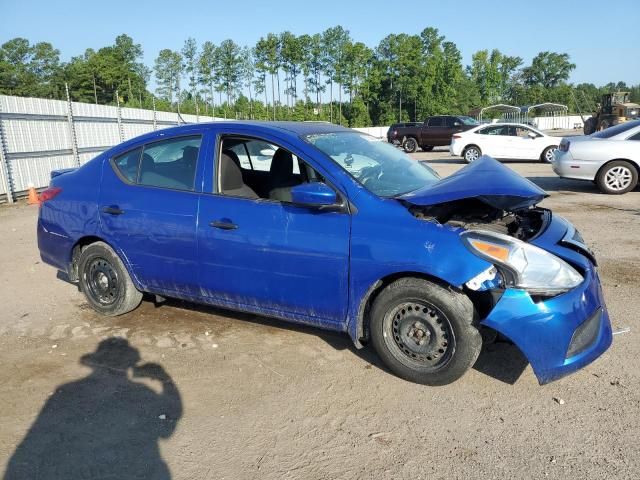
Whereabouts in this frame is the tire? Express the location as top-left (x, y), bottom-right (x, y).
top-left (583, 117), bottom-right (596, 135)
top-left (463, 145), bottom-right (481, 163)
top-left (78, 241), bottom-right (143, 316)
top-left (403, 137), bottom-right (418, 153)
top-left (595, 160), bottom-right (638, 195)
top-left (541, 145), bottom-right (558, 163)
top-left (421, 145), bottom-right (434, 152)
top-left (370, 278), bottom-right (482, 386)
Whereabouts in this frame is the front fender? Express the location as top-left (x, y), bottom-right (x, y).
top-left (345, 198), bottom-right (492, 347)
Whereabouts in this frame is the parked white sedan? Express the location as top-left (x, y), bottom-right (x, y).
top-left (552, 119), bottom-right (640, 194)
top-left (450, 123), bottom-right (559, 163)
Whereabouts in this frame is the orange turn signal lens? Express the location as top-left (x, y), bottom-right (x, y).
top-left (469, 239), bottom-right (510, 262)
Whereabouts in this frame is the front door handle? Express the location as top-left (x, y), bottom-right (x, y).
top-left (210, 220), bottom-right (238, 230)
top-left (102, 206), bottom-right (124, 215)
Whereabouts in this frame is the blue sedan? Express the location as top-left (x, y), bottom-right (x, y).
top-left (37, 121), bottom-right (612, 385)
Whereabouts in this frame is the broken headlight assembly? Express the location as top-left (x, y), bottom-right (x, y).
top-left (461, 230), bottom-right (583, 296)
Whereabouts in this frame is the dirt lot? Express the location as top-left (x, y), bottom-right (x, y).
top-left (1, 150), bottom-right (639, 479)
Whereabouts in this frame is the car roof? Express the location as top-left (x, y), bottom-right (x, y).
top-left (466, 122), bottom-right (546, 135)
top-left (113, 121), bottom-right (354, 152)
top-left (168, 120), bottom-right (350, 136)
top-left (476, 122), bottom-right (533, 128)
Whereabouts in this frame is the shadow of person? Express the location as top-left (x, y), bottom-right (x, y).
top-left (4, 338), bottom-right (182, 480)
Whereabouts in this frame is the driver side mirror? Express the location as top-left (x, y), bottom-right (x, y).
top-left (453, 121), bottom-right (461, 127)
top-left (290, 182), bottom-right (339, 209)
top-left (527, 132), bottom-right (537, 139)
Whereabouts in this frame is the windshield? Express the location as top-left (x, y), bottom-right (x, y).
top-left (305, 132), bottom-right (440, 197)
top-left (592, 120), bottom-right (640, 138)
top-left (459, 116), bottom-right (479, 126)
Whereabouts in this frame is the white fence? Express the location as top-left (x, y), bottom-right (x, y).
top-left (0, 95), bottom-right (224, 203)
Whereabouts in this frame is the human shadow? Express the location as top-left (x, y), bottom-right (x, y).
top-left (3, 338), bottom-right (182, 480)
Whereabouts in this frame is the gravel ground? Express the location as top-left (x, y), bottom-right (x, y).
top-left (1, 150), bottom-right (639, 479)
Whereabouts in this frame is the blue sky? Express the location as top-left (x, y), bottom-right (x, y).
top-left (3, 0), bottom-right (639, 87)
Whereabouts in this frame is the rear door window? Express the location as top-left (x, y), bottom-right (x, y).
top-left (478, 126), bottom-right (509, 136)
top-left (138, 136), bottom-right (202, 191)
top-left (428, 117), bottom-right (444, 127)
top-left (444, 117), bottom-right (457, 128)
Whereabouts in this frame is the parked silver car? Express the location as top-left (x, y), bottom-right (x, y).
top-left (552, 120), bottom-right (640, 194)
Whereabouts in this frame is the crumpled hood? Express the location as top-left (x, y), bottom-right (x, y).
top-left (399, 155), bottom-right (548, 210)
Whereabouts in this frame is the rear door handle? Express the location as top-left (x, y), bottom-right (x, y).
top-left (102, 206), bottom-right (124, 215)
top-left (210, 221), bottom-right (238, 230)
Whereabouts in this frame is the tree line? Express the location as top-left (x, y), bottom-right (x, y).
top-left (0, 29), bottom-right (638, 127)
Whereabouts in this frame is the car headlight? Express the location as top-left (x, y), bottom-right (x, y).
top-left (461, 230), bottom-right (583, 295)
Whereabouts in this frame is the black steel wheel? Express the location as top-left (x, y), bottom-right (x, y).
top-left (386, 301), bottom-right (454, 370)
top-left (85, 257), bottom-right (120, 306)
top-left (78, 241), bottom-right (143, 316)
top-left (370, 278), bottom-right (482, 385)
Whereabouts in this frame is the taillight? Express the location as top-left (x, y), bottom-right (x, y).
top-left (39, 187), bottom-right (62, 203)
top-left (559, 140), bottom-right (570, 152)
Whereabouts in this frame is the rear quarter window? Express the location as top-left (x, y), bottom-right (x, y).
top-left (112, 147), bottom-right (142, 183)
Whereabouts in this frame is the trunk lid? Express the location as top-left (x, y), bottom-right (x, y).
top-left (50, 168), bottom-right (78, 180)
top-left (399, 156), bottom-right (548, 210)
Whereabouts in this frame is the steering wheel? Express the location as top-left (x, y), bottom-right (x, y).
top-left (359, 164), bottom-right (383, 186)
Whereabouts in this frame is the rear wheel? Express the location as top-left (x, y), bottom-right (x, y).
top-left (541, 145), bottom-right (557, 163)
top-left (583, 117), bottom-right (596, 135)
top-left (595, 160), bottom-right (638, 194)
top-left (370, 278), bottom-right (482, 385)
top-left (78, 242), bottom-right (143, 316)
top-left (403, 137), bottom-right (418, 153)
top-left (463, 145), bottom-right (481, 163)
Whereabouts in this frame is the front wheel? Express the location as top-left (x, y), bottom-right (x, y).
top-left (463, 146), bottom-right (481, 163)
top-left (78, 241), bottom-right (143, 316)
top-left (370, 278), bottom-right (482, 385)
top-left (403, 137), bottom-right (418, 153)
top-left (595, 160), bottom-right (638, 194)
top-left (541, 145), bottom-right (557, 163)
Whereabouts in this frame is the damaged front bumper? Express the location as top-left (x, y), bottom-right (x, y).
top-left (480, 215), bottom-right (613, 384)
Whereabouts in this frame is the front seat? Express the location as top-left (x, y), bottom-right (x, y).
top-left (219, 153), bottom-right (258, 198)
top-left (268, 148), bottom-right (300, 202)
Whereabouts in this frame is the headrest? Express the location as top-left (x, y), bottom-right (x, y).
top-left (182, 146), bottom-right (199, 164)
top-left (220, 153), bottom-right (244, 190)
top-left (269, 148), bottom-right (294, 177)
